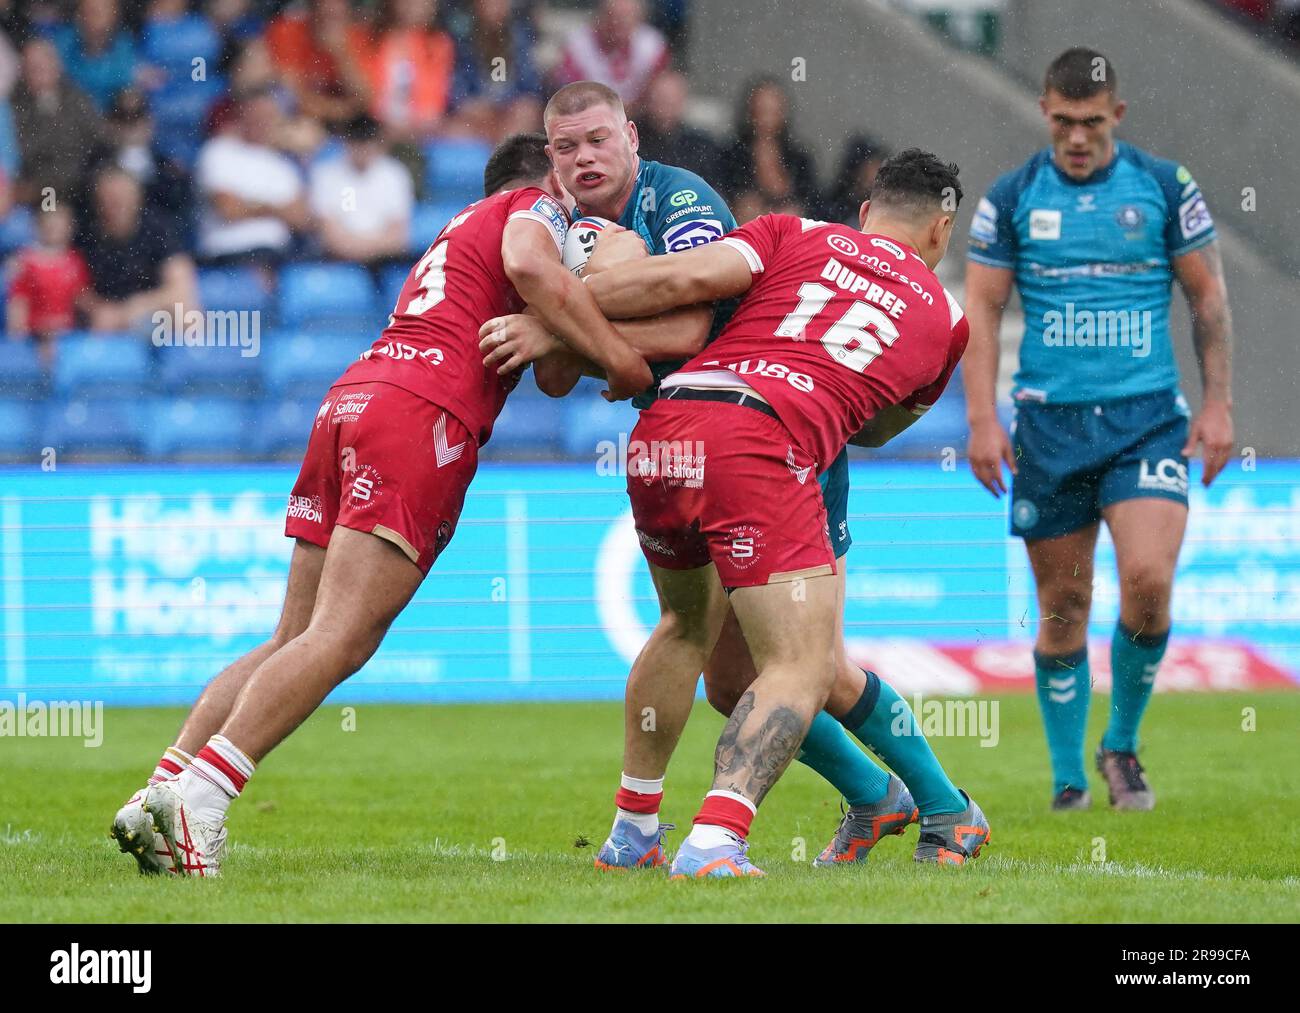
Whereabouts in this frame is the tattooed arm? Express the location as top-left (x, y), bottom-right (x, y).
top-left (1173, 239), bottom-right (1234, 486)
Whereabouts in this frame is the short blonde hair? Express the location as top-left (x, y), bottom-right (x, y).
top-left (544, 81), bottom-right (626, 125)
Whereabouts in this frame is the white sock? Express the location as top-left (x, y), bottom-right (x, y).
top-left (614, 809), bottom-right (660, 836)
top-left (180, 735), bottom-right (256, 826)
top-left (685, 823), bottom-right (741, 850)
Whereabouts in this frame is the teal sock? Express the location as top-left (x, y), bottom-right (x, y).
top-left (1033, 646), bottom-right (1091, 793)
top-left (1103, 622), bottom-right (1168, 753)
top-left (797, 710), bottom-right (891, 806)
top-left (842, 671), bottom-right (965, 816)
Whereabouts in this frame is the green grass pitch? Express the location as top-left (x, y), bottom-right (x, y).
top-left (2, 693), bottom-right (1297, 922)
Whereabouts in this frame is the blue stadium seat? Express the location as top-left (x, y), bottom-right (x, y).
top-left (481, 390), bottom-right (565, 457)
top-left (278, 263), bottom-right (379, 330)
top-left (157, 341), bottom-right (263, 398)
top-left (144, 397), bottom-right (251, 459)
top-left (379, 263), bottom-right (410, 314)
top-left (254, 396), bottom-right (323, 458)
top-left (262, 331), bottom-right (363, 399)
top-left (408, 201), bottom-right (464, 252)
top-left (0, 341), bottom-right (47, 393)
top-left (560, 384), bottom-right (640, 458)
top-left (44, 398), bottom-right (146, 457)
top-left (424, 137), bottom-right (490, 206)
top-left (0, 397), bottom-right (41, 458)
top-left (198, 266), bottom-right (274, 317)
top-left (52, 333), bottom-right (152, 398)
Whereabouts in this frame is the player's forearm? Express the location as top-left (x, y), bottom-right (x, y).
top-left (962, 302), bottom-right (1004, 425)
top-left (585, 256), bottom-right (696, 320)
top-left (515, 260), bottom-right (641, 376)
top-left (1190, 293), bottom-right (1234, 407)
top-left (613, 305), bottom-right (712, 362)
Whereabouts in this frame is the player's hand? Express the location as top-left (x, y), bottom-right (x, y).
top-left (967, 416), bottom-right (1017, 497)
top-left (479, 314), bottom-right (563, 374)
top-left (601, 348), bottom-right (652, 403)
top-left (585, 226), bottom-right (648, 276)
top-left (1182, 399), bottom-right (1234, 486)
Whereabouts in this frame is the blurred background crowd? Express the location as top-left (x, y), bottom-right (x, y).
top-left (0, 0), bottom-right (1290, 461)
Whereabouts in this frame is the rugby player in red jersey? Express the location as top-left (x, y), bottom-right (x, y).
top-left (109, 134), bottom-right (651, 876)
top-left (582, 149), bottom-right (991, 876)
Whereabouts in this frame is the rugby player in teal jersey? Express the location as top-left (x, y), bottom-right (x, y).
top-left (483, 82), bottom-right (974, 870)
top-left (965, 49), bottom-right (1235, 811)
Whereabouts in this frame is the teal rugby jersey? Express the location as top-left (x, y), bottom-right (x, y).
top-left (968, 141), bottom-right (1216, 403)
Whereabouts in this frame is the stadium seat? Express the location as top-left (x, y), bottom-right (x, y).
top-left (481, 389), bottom-right (565, 457)
top-left (197, 266), bottom-right (274, 317)
top-left (278, 262), bottom-right (380, 330)
top-left (424, 137), bottom-right (491, 207)
top-left (52, 333), bottom-right (152, 398)
top-left (379, 263), bottom-right (410, 314)
top-left (254, 396), bottom-right (325, 459)
top-left (0, 397), bottom-right (41, 459)
top-left (408, 201), bottom-right (464, 252)
top-left (157, 341), bottom-right (263, 398)
top-left (262, 331), bottom-right (364, 399)
top-left (560, 383), bottom-right (640, 458)
top-left (144, 397), bottom-right (252, 459)
top-left (0, 341), bottom-right (47, 394)
top-left (44, 398), bottom-right (146, 458)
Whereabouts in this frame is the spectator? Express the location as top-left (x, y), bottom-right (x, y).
top-left (194, 84), bottom-right (309, 264)
top-left (266, 0), bottom-right (374, 130)
top-left (823, 134), bottom-right (888, 227)
top-left (552, 0), bottom-right (669, 113)
top-left (80, 87), bottom-right (192, 240)
top-left (11, 38), bottom-right (103, 207)
top-left (716, 75), bottom-right (821, 216)
top-left (77, 166), bottom-right (197, 333)
top-left (370, 0), bottom-right (456, 142)
top-left (448, 0), bottom-right (543, 141)
top-left (208, 0), bottom-right (265, 62)
top-left (633, 69), bottom-right (718, 182)
top-left (206, 35), bottom-right (324, 156)
top-left (309, 113), bottom-right (413, 265)
top-left (6, 203), bottom-right (88, 364)
top-left (45, 0), bottom-right (139, 110)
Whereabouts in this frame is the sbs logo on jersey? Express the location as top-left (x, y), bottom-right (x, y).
top-left (663, 218), bottom-right (724, 252)
top-left (827, 234), bottom-right (859, 258)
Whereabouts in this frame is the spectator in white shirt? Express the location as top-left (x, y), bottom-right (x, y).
top-left (308, 113), bottom-right (413, 264)
top-left (195, 83), bottom-right (310, 264)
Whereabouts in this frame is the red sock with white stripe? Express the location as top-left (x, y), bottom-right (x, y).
top-left (149, 746), bottom-right (193, 784)
top-left (612, 773), bottom-right (663, 836)
top-left (177, 735), bottom-right (256, 826)
top-left (685, 790), bottom-right (756, 849)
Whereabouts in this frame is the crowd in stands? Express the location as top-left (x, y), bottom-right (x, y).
top-left (1214, 0), bottom-right (1300, 48)
top-left (0, 0), bottom-right (916, 462)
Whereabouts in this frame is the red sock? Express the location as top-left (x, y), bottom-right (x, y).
top-left (693, 790), bottom-right (756, 840)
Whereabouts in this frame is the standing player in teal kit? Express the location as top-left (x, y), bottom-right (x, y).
top-left (964, 49), bottom-right (1235, 810)
top-left (484, 81), bottom-right (973, 868)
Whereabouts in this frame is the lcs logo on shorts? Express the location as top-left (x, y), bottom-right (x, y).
top-left (663, 218), bottom-right (724, 252)
top-left (727, 525), bottom-right (764, 568)
top-left (1138, 458), bottom-right (1188, 495)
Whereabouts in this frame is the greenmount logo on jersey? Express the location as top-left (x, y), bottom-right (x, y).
top-left (669, 188), bottom-right (698, 207)
top-left (1042, 302), bottom-right (1152, 358)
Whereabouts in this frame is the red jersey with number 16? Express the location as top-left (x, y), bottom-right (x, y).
top-left (673, 214), bottom-right (968, 471)
top-left (333, 186), bottom-right (570, 447)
